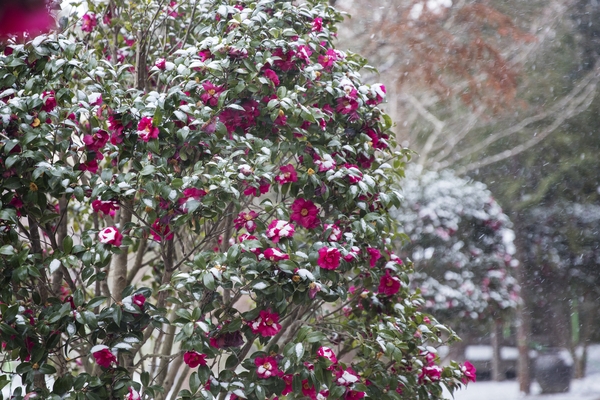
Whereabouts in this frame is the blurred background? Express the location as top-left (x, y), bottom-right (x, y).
top-left (333, 0), bottom-right (600, 396)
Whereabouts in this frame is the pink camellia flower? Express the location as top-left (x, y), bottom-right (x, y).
top-left (290, 198), bottom-right (320, 229)
top-left (263, 248), bottom-right (290, 262)
top-left (150, 219), bottom-right (174, 242)
top-left (318, 247), bottom-right (341, 270)
top-left (198, 50), bottom-right (212, 62)
top-left (83, 130), bottom-right (109, 152)
top-left (92, 199), bottom-right (119, 217)
top-left (317, 346), bottom-right (338, 368)
top-left (42, 91), bottom-right (57, 112)
top-left (309, 282), bottom-right (321, 299)
top-left (249, 310), bottom-right (281, 337)
top-left (367, 247), bottom-right (381, 268)
top-left (315, 154), bottom-right (336, 172)
top-left (155, 58), bottom-right (166, 70)
top-left (419, 365), bottom-right (442, 383)
top-left (254, 356), bottom-right (281, 379)
top-left (461, 361), bottom-right (477, 383)
top-left (262, 68), bottom-right (280, 86)
top-left (0, 2), bottom-right (53, 39)
top-left (318, 48), bottom-right (338, 69)
top-left (183, 351), bottom-right (207, 368)
top-left (266, 219), bottom-right (295, 242)
top-left (126, 387), bottom-right (141, 400)
top-left (234, 211), bottom-right (259, 233)
top-left (344, 164), bottom-right (363, 184)
top-left (98, 226), bottom-right (123, 247)
top-left (81, 13), bottom-right (97, 32)
top-left (137, 116), bottom-right (159, 142)
top-left (335, 367), bottom-right (360, 386)
top-left (200, 81), bottom-right (225, 107)
top-left (312, 17), bottom-right (323, 32)
top-left (378, 270), bottom-right (401, 296)
top-left (91, 345), bottom-right (117, 368)
top-left (345, 391), bottom-right (365, 400)
top-left (324, 224), bottom-right (342, 242)
top-left (275, 164), bottom-right (298, 185)
top-left (167, 1), bottom-right (180, 18)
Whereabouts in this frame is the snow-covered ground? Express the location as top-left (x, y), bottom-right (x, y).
top-left (449, 345), bottom-right (600, 400)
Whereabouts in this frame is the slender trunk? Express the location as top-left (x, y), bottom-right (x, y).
top-left (515, 246), bottom-right (531, 394)
top-left (111, 201), bottom-right (133, 302)
top-left (491, 318), bottom-right (504, 381)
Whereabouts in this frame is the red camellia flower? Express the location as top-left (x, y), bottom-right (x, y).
top-left (378, 270), bottom-right (401, 296)
top-left (0, 2), bottom-right (53, 39)
top-left (92, 199), bottom-right (119, 217)
top-left (290, 198), bottom-right (319, 229)
top-left (200, 81), bottom-right (225, 107)
top-left (318, 48), bottom-right (338, 69)
top-left (126, 387), bottom-right (141, 400)
top-left (335, 96), bottom-right (359, 115)
top-left (301, 379), bottom-right (317, 400)
top-left (318, 247), bottom-right (341, 270)
top-left (234, 211), bottom-right (259, 233)
top-left (91, 345), bottom-right (117, 368)
top-left (315, 153), bottom-right (336, 172)
top-left (312, 17), bottom-right (323, 32)
top-left (42, 91), bottom-right (57, 112)
top-left (83, 130), bottom-right (109, 152)
top-left (151, 219), bottom-right (174, 242)
top-left (179, 187), bottom-right (207, 205)
top-left (254, 356), bottom-right (281, 379)
top-left (155, 58), bottom-right (167, 70)
top-left (266, 219), bottom-right (295, 242)
top-left (249, 310), bottom-right (281, 337)
top-left (183, 351), bottom-right (207, 368)
top-left (132, 294), bottom-right (146, 308)
top-left (263, 248), bottom-right (290, 262)
top-left (137, 116), bottom-right (159, 142)
top-left (296, 45), bottom-right (313, 64)
top-left (461, 361), bottom-right (477, 383)
top-left (243, 178), bottom-right (271, 197)
top-left (324, 223), bottom-right (342, 242)
top-left (262, 68), bottom-right (280, 86)
top-left (335, 367), bottom-right (360, 386)
top-left (419, 365), bottom-right (442, 383)
top-left (275, 164), bottom-right (298, 185)
top-left (98, 226), bottom-right (123, 247)
top-left (345, 390), bottom-right (365, 400)
top-left (367, 247), bottom-right (381, 267)
top-left (281, 374), bottom-right (293, 396)
top-left (317, 346), bottom-right (338, 368)
top-left (344, 164), bottom-right (363, 184)
top-left (81, 13), bottom-right (97, 32)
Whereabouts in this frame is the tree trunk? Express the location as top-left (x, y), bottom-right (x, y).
top-left (491, 319), bottom-right (504, 381)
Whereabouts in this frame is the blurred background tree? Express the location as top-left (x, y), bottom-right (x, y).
top-left (334, 0), bottom-right (600, 392)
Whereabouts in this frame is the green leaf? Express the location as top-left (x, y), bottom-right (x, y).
top-left (140, 165), bottom-right (156, 176)
top-left (225, 353), bottom-right (238, 369)
top-left (86, 296), bottom-right (106, 309)
top-left (0, 245), bottom-right (15, 255)
top-left (39, 363), bottom-right (57, 374)
top-left (254, 385), bottom-right (265, 400)
top-left (63, 236), bottom-right (73, 254)
top-left (141, 371), bottom-right (150, 387)
top-left (52, 374), bottom-right (73, 395)
top-left (189, 372), bottom-right (201, 394)
top-left (203, 272), bottom-right (216, 290)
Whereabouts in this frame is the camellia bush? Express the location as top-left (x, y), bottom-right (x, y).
top-left (393, 166), bottom-right (520, 333)
top-left (0, 1), bottom-right (475, 399)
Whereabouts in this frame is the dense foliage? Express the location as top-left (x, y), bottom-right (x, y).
top-left (0, 0), bottom-right (473, 399)
top-left (393, 167), bottom-right (520, 331)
